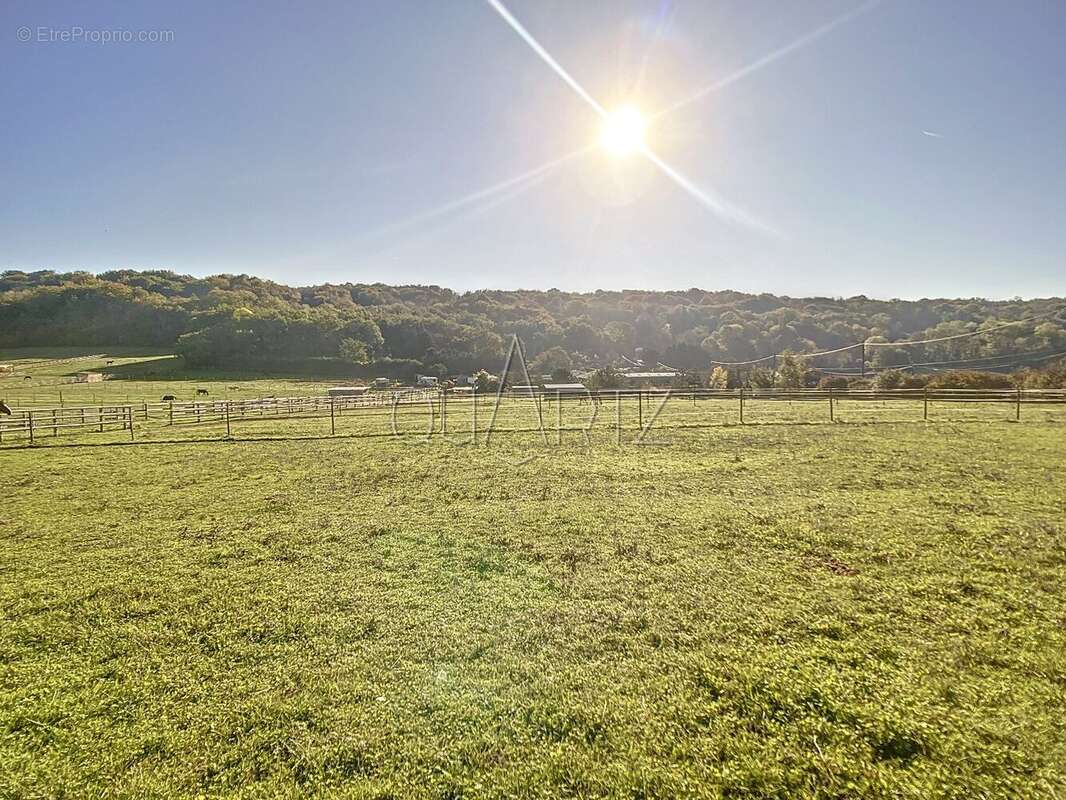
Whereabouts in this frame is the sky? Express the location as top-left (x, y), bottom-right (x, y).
top-left (2, 0), bottom-right (1064, 299)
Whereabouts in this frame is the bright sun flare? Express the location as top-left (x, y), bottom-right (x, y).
top-left (599, 105), bottom-right (648, 157)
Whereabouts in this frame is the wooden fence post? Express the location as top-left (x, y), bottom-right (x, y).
top-left (1016, 388), bottom-right (1021, 422)
top-left (129, 407), bottom-right (135, 441)
top-left (638, 390), bottom-right (643, 429)
top-left (169, 401), bottom-right (174, 426)
top-left (556, 390), bottom-right (562, 445)
top-left (226, 401), bottom-right (232, 437)
top-left (330, 396), bottom-right (336, 436)
top-left (829, 388), bottom-right (834, 422)
top-left (739, 387), bottom-right (744, 425)
top-left (28, 410), bottom-right (34, 444)
top-left (923, 388), bottom-right (928, 421)
top-left (471, 390), bottom-right (478, 445)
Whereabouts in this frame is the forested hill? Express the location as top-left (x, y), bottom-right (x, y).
top-left (1, 269), bottom-right (1064, 375)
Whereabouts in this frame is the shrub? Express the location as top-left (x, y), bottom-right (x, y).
top-left (925, 370), bottom-right (1014, 390)
top-left (589, 366), bottom-right (623, 390)
top-left (708, 367), bottom-right (729, 390)
top-left (875, 370), bottom-right (927, 390)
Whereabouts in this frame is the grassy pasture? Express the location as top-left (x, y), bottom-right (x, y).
top-left (0, 348), bottom-right (343, 406)
top-left (2, 416), bottom-right (1065, 797)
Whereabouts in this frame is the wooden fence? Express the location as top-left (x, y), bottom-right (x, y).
top-left (1, 388), bottom-right (1064, 445)
top-left (0, 404), bottom-right (135, 443)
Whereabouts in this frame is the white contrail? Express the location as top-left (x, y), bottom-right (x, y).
top-left (922, 130), bottom-right (943, 138)
top-left (652, 0), bottom-right (882, 121)
top-left (486, 0), bottom-right (607, 117)
top-left (641, 146), bottom-right (779, 236)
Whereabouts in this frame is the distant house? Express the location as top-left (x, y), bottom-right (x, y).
top-left (327, 386), bottom-right (368, 397)
top-left (415, 375), bottom-right (439, 388)
top-left (75, 372), bottom-right (104, 383)
top-left (370, 377), bottom-right (390, 390)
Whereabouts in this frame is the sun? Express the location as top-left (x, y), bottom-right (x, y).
top-left (599, 105), bottom-right (648, 157)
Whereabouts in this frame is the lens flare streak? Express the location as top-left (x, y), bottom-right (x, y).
top-left (361, 146), bottom-right (593, 240)
top-left (653, 0), bottom-right (882, 120)
top-left (486, 0), bottom-right (607, 117)
top-left (641, 146), bottom-right (778, 236)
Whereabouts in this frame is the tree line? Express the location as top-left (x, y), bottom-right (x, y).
top-left (1, 270), bottom-right (1063, 380)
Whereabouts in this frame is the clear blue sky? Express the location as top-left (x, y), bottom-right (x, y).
top-left (2, 0), bottom-right (1064, 298)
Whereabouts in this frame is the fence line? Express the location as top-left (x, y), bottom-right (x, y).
top-left (2, 388), bottom-right (1064, 446)
top-left (0, 404), bottom-right (134, 444)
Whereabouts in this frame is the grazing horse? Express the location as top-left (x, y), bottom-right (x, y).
top-left (0, 400), bottom-right (12, 416)
top-left (105, 360), bottom-right (115, 366)
top-left (196, 388), bottom-right (209, 396)
top-left (23, 375), bottom-right (31, 382)
top-left (161, 394), bottom-right (177, 402)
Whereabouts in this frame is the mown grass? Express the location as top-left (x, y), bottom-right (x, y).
top-left (2, 419), bottom-right (1064, 798)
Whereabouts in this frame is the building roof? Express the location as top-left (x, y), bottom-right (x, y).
top-left (543, 383), bottom-right (587, 390)
top-left (625, 372), bottom-right (678, 379)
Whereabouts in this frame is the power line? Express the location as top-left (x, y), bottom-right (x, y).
top-left (813, 347), bottom-right (1066, 376)
top-left (706, 309), bottom-right (1065, 368)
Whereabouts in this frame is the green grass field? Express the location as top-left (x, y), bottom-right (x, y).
top-left (3, 409), bottom-right (1065, 797)
top-left (0, 348), bottom-right (345, 406)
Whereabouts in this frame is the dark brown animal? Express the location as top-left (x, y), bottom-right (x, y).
top-left (0, 400), bottom-right (12, 415)
top-left (162, 394), bottom-right (177, 402)
top-left (196, 388), bottom-right (209, 396)
top-left (106, 360), bottom-right (115, 366)
top-left (23, 375), bottom-right (31, 382)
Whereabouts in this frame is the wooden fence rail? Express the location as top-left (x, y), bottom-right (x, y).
top-left (1, 388), bottom-right (1064, 445)
top-left (0, 404), bottom-right (134, 443)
